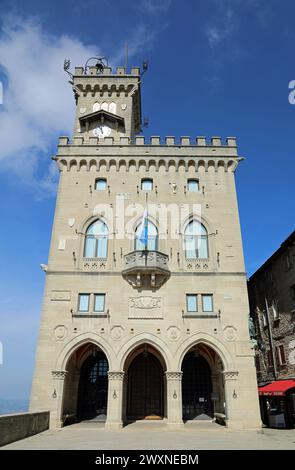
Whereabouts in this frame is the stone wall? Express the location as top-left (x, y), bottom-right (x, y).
top-left (0, 411), bottom-right (49, 447)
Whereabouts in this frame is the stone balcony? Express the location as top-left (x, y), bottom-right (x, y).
top-left (122, 250), bottom-right (170, 288)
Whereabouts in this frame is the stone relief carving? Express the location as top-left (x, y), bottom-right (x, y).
top-left (223, 326), bottom-right (237, 342)
top-left (51, 370), bottom-right (67, 379)
top-left (110, 326), bottom-right (124, 341)
top-left (130, 297), bottom-right (161, 309)
top-left (108, 372), bottom-right (125, 380)
top-left (167, 326), bottom-right (181, 342)
top-left (54, 325), bottom-right (68, 341)
top-left (165, 371), bottom-right (183, 380)
top-left (223, 371), bottom-right (239, 380)
top-left (129, 297), bottom-right (163, 319)
top-left (51, 291), bottom-right (71, 301)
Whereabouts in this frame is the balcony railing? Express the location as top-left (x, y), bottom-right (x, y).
top-left (122, 250), bottom-right (170, 288)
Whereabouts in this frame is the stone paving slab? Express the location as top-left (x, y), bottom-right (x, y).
top-left (2, 422), bottom-right (295, 450)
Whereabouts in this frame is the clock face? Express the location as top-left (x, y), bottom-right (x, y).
top-left (93, 125), bottom-right (112, 138)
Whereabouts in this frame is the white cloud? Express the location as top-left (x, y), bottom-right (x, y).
top-left (206, 8), bottom-right (238, 48)
top-left (0, 15), bottom-right (98, 196)
top-left (0, 15), bottom-right (157, 197)
top-left (139, 0), bottom-right (172, 16)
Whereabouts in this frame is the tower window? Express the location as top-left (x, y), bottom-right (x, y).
top-left (84, 220), bottom-right (108, 258)
top-left (187, 179), bottom-right (199, 192)
top-left (184, 220), bottom-right (208, 259)
top-left (95, 178), bottom-right (107, 191)
top-left (78, 294), bottom-right (90, 312)
top-left (134, 219), bottom-right (158, 251)
top-left (141, 178), bottom-right (153, 191)
top-left (94, 294), bottom-right (105, 312)
top-left (186, 294), bottom-right (198, 312)
top-left (202, 294), bottom-right (213, 312)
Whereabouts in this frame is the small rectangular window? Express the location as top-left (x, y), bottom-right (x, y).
top-left (278, 345), bottom-right (286, 365)
top-left (202, 294), bottom-right (213, 312)
top-left (255, 356), bottom-right (261, 372)
top-left (187, 179), bottom-right (199, 192)
top-left (95, 178), bottom-right (107, 191)
top-left (141, 179), bottom-right (153, 191)
top-left (78, 294), bottom-right (90, 312)
top-left (94, 294), bottom-right (105, 312)
top-left (186, 294), bottom-right (198, 312)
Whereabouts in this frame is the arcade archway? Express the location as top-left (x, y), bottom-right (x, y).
top-left (124, 344), bottom-right (166, 421)
top-left (181, 344), bottom-right (225, 421)
top-left (62, 343), bottom-right (109, 422)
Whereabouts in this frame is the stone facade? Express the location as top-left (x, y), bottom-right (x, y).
top-left (248, 231), bottom-right (295, 385)
top-left (30, 63), bottom-right (261, 430)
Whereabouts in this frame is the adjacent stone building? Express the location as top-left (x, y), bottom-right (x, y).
top-left (30, 60), bottom-right (261, 430)
top-left (248, 231), bottom-right (295, 428)
top-left (248, 231), bottom-right (295, 384)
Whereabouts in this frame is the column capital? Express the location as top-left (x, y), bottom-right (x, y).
top-left (51, 370), bottom-right (68, 380)
top-left (165, 371), bottom-right (183, 380)
top-left (108, 371), bottom-right (125, 380)
top-left (223, 370), bottom-right (239, 380)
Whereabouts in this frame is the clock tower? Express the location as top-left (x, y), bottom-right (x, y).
top-left (30, 57), bottom-right (261, 433)
top-left (71, 60), bottom-right (142, 141)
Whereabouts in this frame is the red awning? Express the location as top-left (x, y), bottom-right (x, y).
top-left (259, 380), bottom-right (295, 396)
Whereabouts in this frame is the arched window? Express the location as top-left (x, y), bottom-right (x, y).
top-left (84, 220), bottom-right (108, 258)
top-left (109, 102), bottom-right (117, 114)
top-left (134, 220), bottom-right (158, 251)
top-left (184, 220), bottom-right (208, 259)
top-left (93, 102), bottom-right (100, 112)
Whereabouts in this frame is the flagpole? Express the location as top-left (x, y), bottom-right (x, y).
top-left (144, 192), bottom-right (148, 267)
top-left (145, 192), bottom-right (148, 251)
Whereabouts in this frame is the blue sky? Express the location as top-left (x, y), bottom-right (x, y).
top-left (0, 0), bottom-right (294, 400)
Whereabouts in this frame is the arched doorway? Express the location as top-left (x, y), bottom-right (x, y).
top-left (77, 350), bottom-right (109, 420)
top-left (126, 347), bottom-right (164, 420)
top-left (62, 343), bottom-right (109, 423)
top-left (182, 352), bottom-right (213, 420)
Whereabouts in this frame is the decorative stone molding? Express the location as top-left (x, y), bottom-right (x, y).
top-left (223, 326), bottom-right (237, 342)
top-left (82, 258), bottom-right (106, 271)
top-left (167, 326), bottom-right (181, 342)
top-left (50, 290), bottom-right (71, 301)
top-left (51, 370), bottom-right (68, 380)
top-left (165, 371), bottom-right (183, 380)
top-left (128, 296), bottom-right (163, 319)
top-left (110, 326), bottom-right (124, 341)
top-left (108, 371), bottom-right (125, 381)
top-left (57, 156), bottom-right (238, 174)
top-left (185, 259), bottom-right (211, 271)
top-left (54, 325), bottom-right (68, 341)
top-left (223, 371), bottom-right (239, 380)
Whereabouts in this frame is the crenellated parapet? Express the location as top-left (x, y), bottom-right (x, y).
top-left (55, 134), bottom-right (240, 173)
top-left (58, 135), bottom-right (237, 147)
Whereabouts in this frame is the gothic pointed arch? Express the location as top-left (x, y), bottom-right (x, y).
top-left (84, 219), bottom-right (109, 258)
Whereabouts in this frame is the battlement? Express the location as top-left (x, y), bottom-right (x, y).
top-left (58, 135), bottom-right (237, 147)
top-left (74, 66), bottom-right (140, 77)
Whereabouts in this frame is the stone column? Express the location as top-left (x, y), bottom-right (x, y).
top-left (223, 370), bottom-right (239, 428)
top-left (50, 370), bottom-right (68, 429)
top-left (105, 371), bottom-right (124, 430)
top-left (165, 371), bottom-right (183, 430)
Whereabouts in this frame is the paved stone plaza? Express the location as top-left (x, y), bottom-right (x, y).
top-left (2, 421), bottom-right (295, 450)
